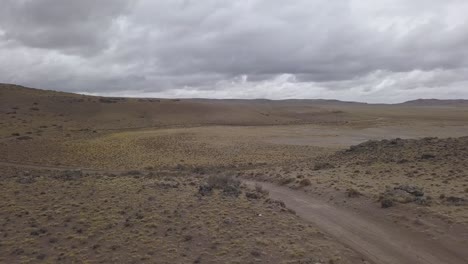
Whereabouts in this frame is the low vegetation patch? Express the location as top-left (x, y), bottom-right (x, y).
top-left (379, 185), bottom-right (431, 208)
top-left (313, 162), bottom-right (335, 171)
top-left (299, 178), bottom-right (312, 187)
top-left (346, 188), bottom-right (362, 198)
top-left (199, 174), bottom-right (242, 197)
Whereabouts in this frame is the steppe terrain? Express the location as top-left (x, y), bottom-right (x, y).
top-left (1, 83), bottom-right (468, 263)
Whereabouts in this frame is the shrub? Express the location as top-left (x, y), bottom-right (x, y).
top-left (445, 196), bottom-right (466, 206)
top-left (17, 136), bottom-right (33, 140)
top-left (313, 162), bottom-right (335, 171)
top-left (245, 191), bottom-right (261, 199)
top-left (192, 166), bottom-right (205, 175)
top-left (202, 175), bottom-right (241, 197)
top-left (198, 184), bottom-right (212, 196)
top-left (56, 170), bottom-right (83, 181)
top-left (279, 177), bottom-right (295, 185)
top-left (255, 184), bottom-right (269, 196)
top-left (420, 154), bottom-right (436, 160)
top-left (346, 188), bottom-right (362, 198)
top-left (299, 178), bottom-right (311, 187)
top-left (207, 175), bottom-right (239, 189)
top-left (380, 198), bottom-right (394, 208)
top-left (414, 196), bottom-right (432, 206)
top-left (266, 198), bottom-right (285, 208)
top-left (99, 98), bottom-right (121, 103)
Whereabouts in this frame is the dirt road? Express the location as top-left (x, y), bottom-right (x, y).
top-left (247, 181), bottom-right (468, 264)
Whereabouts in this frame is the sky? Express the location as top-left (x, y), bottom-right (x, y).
top-left (1, 0), bottom-right (468, 103)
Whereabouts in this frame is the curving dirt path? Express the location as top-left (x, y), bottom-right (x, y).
top-left (247, 181), bottom-right (468, 264)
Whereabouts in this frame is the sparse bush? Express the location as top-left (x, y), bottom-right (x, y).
top-left (414, 196), bottom-right (432, 206)
top-left (279, 177), bottom-right (295, 185)
top-left (420, 153), bottom-right (436, 159)
top-left (36, 253), bottom-right (46, 260)
top-left (245, 191), bottom-right (261, 199)
top-left (255, 184), bottom-right (269, 196)
top-left (266, 198), bottom-right (286, 208)
top-left (346, 188), bottom-right (362, 198)
top-left (192, 166), bottom-right (205, 175)
top-left (200, 175), bottom-right (241, 197)
top-left (222, 184), bottom-right (242, 197)
top-left (126, 170), bottom-right (142, 176)
top-left (16, 136), bottom-right (33, 140)
top-left (17, 176), bottom-right (35, 184)
top-left (313, 162), bottom-right (335, 171)
top-left (99, 98), bottom-right (123, 103)
top-left (198, 184), bottom-right (212, 196)
top-left (380, 198), bottom-right (394, 208)
top-left (444, 196), bottom-right (466, 206)
top-left (56, 170), bottom-right (82, 181)
top-left (299, 178), bottom-right (311, 187)
top-left (156, 181), bottom-right (180, 189)
top-left (206, 174), bottom-right (239, 189)
top-left (250, 250), bottom-right (261, 257)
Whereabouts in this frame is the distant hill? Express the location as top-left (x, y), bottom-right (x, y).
top-left (0, 83), bottom-right (356, 130)
top-left (399, 99), bottom-right (468, 107)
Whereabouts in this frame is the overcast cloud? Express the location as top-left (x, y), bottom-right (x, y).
top-left (1, 0), bottom-right (468, 103)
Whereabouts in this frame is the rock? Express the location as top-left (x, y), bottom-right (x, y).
top-left (381, 189), bottom-right (415, 204)
top-left (394, 185), bottom-right (424, 197)
top-left (223, 217), bottom-right (234, 225)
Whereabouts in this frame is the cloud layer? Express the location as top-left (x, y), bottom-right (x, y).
top-left (1, 0), bottom-right (468, 102)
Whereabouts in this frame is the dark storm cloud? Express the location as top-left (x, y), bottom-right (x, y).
top-left (1, 0), bottom-right (468, 102)
top-left (0, 0), bottom-right (133, 55)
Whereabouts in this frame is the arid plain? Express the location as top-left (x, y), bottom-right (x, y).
top-left (1, 83), bottom-right (468, 263)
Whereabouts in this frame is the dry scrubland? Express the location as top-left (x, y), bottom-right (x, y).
top-left (0, 167), bottom-right (361, 263)
top-left (247, 137), bottom-right (468, 223)
top-left (1, 83), bottom-right (468, 263)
